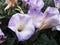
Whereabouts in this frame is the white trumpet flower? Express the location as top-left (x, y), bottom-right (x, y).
top-left (8, 13), bottom-right (35, 41)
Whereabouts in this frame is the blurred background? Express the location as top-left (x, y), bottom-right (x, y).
top-left (0, 0), bottom-right (60, 45)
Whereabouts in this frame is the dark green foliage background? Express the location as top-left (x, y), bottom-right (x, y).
top-left (0, 0), bottom-right (60, 45)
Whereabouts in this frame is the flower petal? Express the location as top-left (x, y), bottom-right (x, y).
top-left (39, 7), bottom-right (59, 29)
top-left (56, 25), bottom-right (60, 31)
top-left (44, 6), bottom-right (59, 16)
top-left (0, 29), bottom-right (4, 36)
top-left (28, 10), bottom-right (44, 28)
top-left (39, 15), bottom-right (59, 29)
top-left (16, 18), bottom-right (35, 41)
top-left (56, 14), bottom-right (60, 31)
top-left (54, 0), bottom-right (60, 9)
top-left (22, 0), bottom-right (44, 10)
top-left (8, 13), bottom-right (31, 32)
top-left (29, 0), bottom-right (44, 10)
top-left (8, 13), bottom-right (35, 41)
top-left (8, 13), bottom-right (21, 32)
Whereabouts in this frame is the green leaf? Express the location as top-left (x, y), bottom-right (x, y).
top-left (0, 16), bottom-right (5, 20)
top-left (32, 34), bottom-right (58, 45)
top-left (22, 29), bottom-right (59, 45)
top-left (42, 0), bottom-right (55, 12)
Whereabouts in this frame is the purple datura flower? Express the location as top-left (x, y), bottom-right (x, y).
top-left (8, 13), bottom-right (35, 41)
top-left (22, 0), bottom-right (44, 10)
top-left (28, 6), bottom-right (59, 30)
top-left (54, 0), bottom-right (60, 9)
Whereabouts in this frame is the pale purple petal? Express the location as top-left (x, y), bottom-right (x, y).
top-left (27, 0), bottom-right (44, 25)
top-left (29, 0), bottom-right (44, 10)
top-left (44, 6), bottom-right (59, 16)
top-left (22, 0), bottom-right (44, 10)
top-left (54, 0), bottom-right (60, 9)
top-left (0, 29), bottom-right (7, 43)
top-left (8, 13), bottom-right (21, 32)
top-left (39, 7), bottom-right (60, 29)
top-left (28, 6), bottom-right (59, 29)
top-left (8, 13), bottom-right (35, 41)
top-left (56, 25), bottom-right (60, 31)
top-left (28, 10), bottom-right (44, 28)
top-left (8, 13), bottom-right (31, 32)
top-left (16, 18), bottom-right (35, 41)
top-left (56, 14), bottom-right (60, 31)
top-left (0, 29), bottom-right (4, 36)
top-left (39, 15), bottom-right (59, 29)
